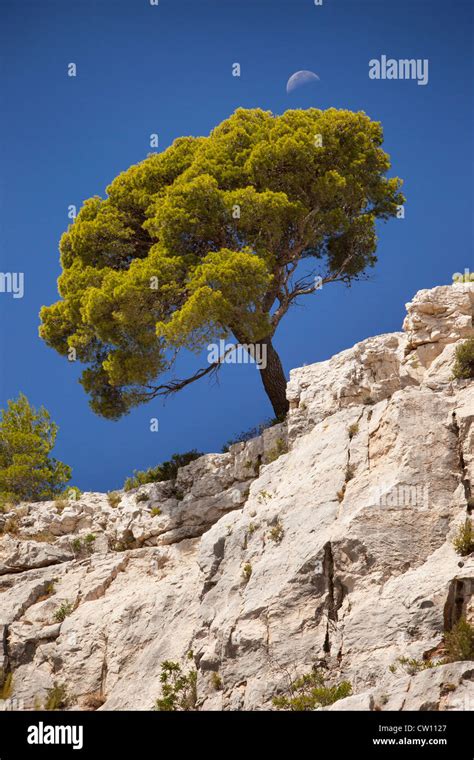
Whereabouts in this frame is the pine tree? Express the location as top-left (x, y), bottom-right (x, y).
top-left (40, 108), bottom-right (404, 418)
top-left (0, 394), bottom-right (71, 505)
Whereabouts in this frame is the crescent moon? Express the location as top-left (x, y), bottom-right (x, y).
top-left (286, 70), bottom-right (320, 94)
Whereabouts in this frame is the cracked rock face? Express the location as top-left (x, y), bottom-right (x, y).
top-left (0, 284), bottom-right (473, 711)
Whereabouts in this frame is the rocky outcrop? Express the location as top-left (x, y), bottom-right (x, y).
top-left (0, 284), bottom-right (472, 711)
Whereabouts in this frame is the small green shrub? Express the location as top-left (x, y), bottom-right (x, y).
top-left (107, 491), bottom-right (121, 508)
top-left (211, 672), bottom-right (222, 691)
top-left (124, 451), bottom-right (203, 491)
top-left (53, 601), bottom-right (74, 623)
top-left (65, 486), bottom-right (82, 501)
top-left (155, 657), bottom-right (197, 711)
top-left (151, 507), bottom-right (162, 517)
top-left (71, 535), bottom-right (96, 556)
top-left (71, 537), bottom-right (82, 554)
top-left (392, 657), bottom-right (434, 675)
top-left (268, 519), bottom-right (284, 544)
top-left (444, 618), bottom-right (474, 662)
top-left (452, 338), bottom-right (474, 380)
top-left (453, 519), bottom-right (474, 556)
top-left (242, 563), bottom-right (252, 583)
top-left (58, 486), bottom-right (81, 505)
top-left (272, 669), bottom-right (352, 711)
top-left (45, 581), bottom-right (56, 596)
top-left (44, 682), bottom-right (69, 710)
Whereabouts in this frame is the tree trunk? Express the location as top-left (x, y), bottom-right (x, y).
top-left (232, 331), bottom-right (289, 418)
top-left (239, 336), bottom-right (288, 418)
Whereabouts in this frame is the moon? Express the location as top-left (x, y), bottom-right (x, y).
top-left (286, 70), bottom-right (320, 94)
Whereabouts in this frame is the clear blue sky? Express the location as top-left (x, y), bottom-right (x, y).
top-left (0, 0), bottom-right (472, 492)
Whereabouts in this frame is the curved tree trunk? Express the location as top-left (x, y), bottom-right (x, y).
top-left (251, 337), bottom-right (289, 418)
top-left (232, 331), bottom-right (289, 418)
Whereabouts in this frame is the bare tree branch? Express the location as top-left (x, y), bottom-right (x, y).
top-left (270, 252), bottom-right (357, 330)
top-left (144, 343), bottom-right (237, 400)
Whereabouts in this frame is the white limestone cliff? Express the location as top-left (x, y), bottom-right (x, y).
top-left (1, 283), bottom-right (473, 711)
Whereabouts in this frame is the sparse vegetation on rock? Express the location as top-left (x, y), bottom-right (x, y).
top-left (453, 519), bottom-right (474, 556)
top-left (107, 491), bottom-right (121, 508)
top-left (444, 618), bottom-right (474, 662)
top-left (452, 337), bottom-right (474, 379)
top-left (155, 655), bottom-right (197, 711)
top-left (268, 519), bottom-right (284, 544)
top-left (53, 601), bottom-right (74, 623)
top-left (272, 669), bottom-right (352, 711)
top-left (265, 437), bottom-right (288, 464)
top-left (124, 451), bottom-right (203, 491)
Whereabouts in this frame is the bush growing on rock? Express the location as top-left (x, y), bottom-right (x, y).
top-left (392, 657), bottom-right (435, 675)
top-left (452, 338), bottom-right (474, 379)
top-left (0, 394), bottom-right (71, 505)
top-left (155, 656), bottom-right (197, 711)
top-left (272, 669), bottom-right (352, 711)
top-left (242, 562), bottom-right (252, 582)
top-left (53, 601), bottom-right (74, 623)
top-left (107, 491), bottom-right (121, 508)
top-left (444, 618), bottom-right (474, 662)
top-left (211, 672), bottom-right (223, 691)
top-left (123, 450), bottom-right (202, 491)
top-left (268, 519), bottom-right (284, 544)
top-left (453, 519), bottom-right (474, 556)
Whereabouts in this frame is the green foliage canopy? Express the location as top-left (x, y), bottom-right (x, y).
top-left (40, 108), bottom-right (404, 418)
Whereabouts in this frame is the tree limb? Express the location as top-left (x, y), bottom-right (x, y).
top-left (144, 343), bottom-right (237, 400)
